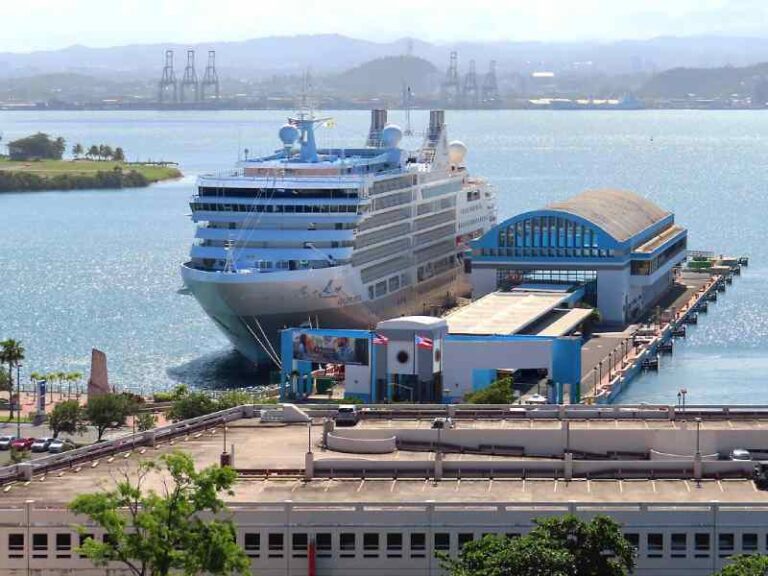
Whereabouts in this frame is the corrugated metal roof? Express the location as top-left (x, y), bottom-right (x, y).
top-left (546, 189), bottom-right (670, 243)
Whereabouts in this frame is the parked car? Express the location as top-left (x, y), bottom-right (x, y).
top-left (525, 394), bottom-right (548, 405)
top-left (730, 448), bottom-right (752, 461)
top-left (31, 437), bottom-right (55, 452)
top-left (10, 437), bottom-right (35, 450)
top-left (48, 439), bottom-right (75, 454)
top-left (334, 405), bottom-right (360, 426)
top-left (431, 417), bottom-right (455, 430)
top-left (0, 435), bottom-right (17, 450)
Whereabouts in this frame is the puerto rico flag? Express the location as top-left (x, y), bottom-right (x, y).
top-left (372, 333), bottom-right (389, 345)
top-left (416, 335), bottom-right (434, 350)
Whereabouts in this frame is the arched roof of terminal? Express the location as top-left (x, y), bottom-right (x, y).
top-left (546, 189), bottom-right (670, 243)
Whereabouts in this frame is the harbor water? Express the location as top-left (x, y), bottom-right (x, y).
top-left (0, 110), bottom-right (766, 401)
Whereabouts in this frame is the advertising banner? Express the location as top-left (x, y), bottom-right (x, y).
top-left (292, 332), bottom-right (370, 366)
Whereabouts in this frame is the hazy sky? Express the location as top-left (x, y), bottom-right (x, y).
top-left (3, 0), bottom-right (768, 52)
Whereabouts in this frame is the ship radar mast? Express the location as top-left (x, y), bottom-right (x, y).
top-left (286, 70), bottom-right (334, 163)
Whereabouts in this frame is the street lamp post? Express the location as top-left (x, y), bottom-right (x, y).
top-left (16, 363), bottom-right (22, 438)
top-left (608, 352), bottom-right (613, 379)
top-left (593, 367), bottom-right (598, 398)
top-left (680, 388), bottom-right (688, 412)
top-left (695, 417), bottom-right (701, 456)
top-left (598, 360), bottom-right (603, 386)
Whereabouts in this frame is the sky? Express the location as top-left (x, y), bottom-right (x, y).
top-left (2, 0), bottom-right (768, 52)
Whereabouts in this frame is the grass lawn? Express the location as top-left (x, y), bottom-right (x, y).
top-left (0, 158), bottom-right (181, 182)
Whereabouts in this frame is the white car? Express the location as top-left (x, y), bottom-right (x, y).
top-left (431, 417), bottom-right (455, 430)
top-left (0, 435), bottom-right (16, 450)
top-left (48, 439), bottom-right (74, 454)
top-left (525, 394), bottom-right (548, 405)
top-left (730, 449), bottom-right (752, 461)
top-left (31, 437), bottom-right (55, 452)
top-left (334, 405), bottom-right (360, 426)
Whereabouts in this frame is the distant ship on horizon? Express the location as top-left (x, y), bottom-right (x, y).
top-left (181, 109), bottom-right (497, 366)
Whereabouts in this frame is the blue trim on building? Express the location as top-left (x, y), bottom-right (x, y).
top-left (471, 207), bottom-right (679, 263)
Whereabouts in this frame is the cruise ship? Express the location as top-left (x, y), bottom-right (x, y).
top-left (181, 110), bottom-right (496, 366)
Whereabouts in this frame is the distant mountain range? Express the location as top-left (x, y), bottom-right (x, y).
top-left (4, 34), bottom-right (768, 80)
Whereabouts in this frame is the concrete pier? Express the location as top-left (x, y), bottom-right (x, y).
top-left (580, 262), bottom-right (743, 404)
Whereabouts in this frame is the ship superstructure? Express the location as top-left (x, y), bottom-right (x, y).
top-left (181, 110), bottom-right (496, 365)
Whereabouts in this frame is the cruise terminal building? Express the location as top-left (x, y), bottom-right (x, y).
top-left (470, 189), bottom-right (688, 324)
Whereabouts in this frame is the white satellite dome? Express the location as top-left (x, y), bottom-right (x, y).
top-left (448, 140), bottom-right (468, 165)
top-left (279, 124), bottom-right (300, 146)
top-left (381, 124), bottom-right (403, 148)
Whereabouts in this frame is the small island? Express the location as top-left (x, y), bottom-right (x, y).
top-left (0, 132), bottom-right (182, 192)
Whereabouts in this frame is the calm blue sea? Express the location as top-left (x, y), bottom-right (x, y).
top-left (0, 110), bottom-right (766, 401)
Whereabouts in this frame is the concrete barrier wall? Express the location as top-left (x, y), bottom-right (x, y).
top-left (326, 433), bottom-right (397, 454)
top-left (314, 457), bottom-right (753, 478)
top-left (331, 427), bottom-right (768, 458)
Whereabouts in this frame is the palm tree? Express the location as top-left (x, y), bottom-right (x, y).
top-left (55, 371), bottom-right (67, 400)
top-left (45, 372), bottom-right (58, 403)
top-left (66, 372), bottom-right (82, 400)
top-left (72, 143), bottom-right (84, 159)
top-left (87, 145), bottom-right (99, 160)
top-left (0, 340), bottom-right (25, 420)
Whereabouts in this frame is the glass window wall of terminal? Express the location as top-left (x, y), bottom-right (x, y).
top-left (490, 216), bottom-right (609, 259)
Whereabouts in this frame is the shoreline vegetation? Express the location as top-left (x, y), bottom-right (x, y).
top-left (0, 158), bottom-right (182, 192)
top-left (0, 132), bottom-right (181, 192)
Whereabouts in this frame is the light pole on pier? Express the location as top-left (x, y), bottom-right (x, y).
top-left (608, 352), bottom-right (613, 380)
top-left (593, 367), bottom-right (598, 398)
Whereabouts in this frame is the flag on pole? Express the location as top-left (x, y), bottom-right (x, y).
top-left (372, 333), bottom-right (389, 345)
top-left (416, 335), bottom-right (433, 350)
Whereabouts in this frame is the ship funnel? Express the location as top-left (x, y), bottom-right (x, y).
top-left (428, 110), bottom-right (445, 141)
top-left (366, 109), bottom-right (388, 147)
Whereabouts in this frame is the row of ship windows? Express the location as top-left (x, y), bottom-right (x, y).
top-left (196, 240), bottom-right (354, 249)
top-left (196, 258), bottom-right (348, 271)
top-left (367, 273), bottom-right (412, 300)
top-left (198, 187), bottom-right (359, 199)
top-left (9, 530), bottom-right (761, 562)
top-left (190, 202), bottom-right (362, 214)
top-left (460, 202), bottom-right (485, 214)
top-left (365, 254), bottom-right (459, 301)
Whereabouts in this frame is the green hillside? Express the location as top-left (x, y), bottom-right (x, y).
top-left (333, 55), bottom-right (439, 96)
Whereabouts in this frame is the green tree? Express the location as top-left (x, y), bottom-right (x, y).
top-left (72, 143), bottom-right (84, 159)
top-left (216, 390), bottom-right (252, 410)
top-left (7, 133), bottom-right (65, 160)
top-left (85, 393), bottom-right (132, 441)
top-left (87, 145), bottom-right (99, 160)
top-left (168, 391), bottom-right (218, 421)
top-left (0, 339), bottom-right (25, 419)
top-left (135, 411), bottom-right (156, 432)
top-left (0, 369), bottom-right (9, 393)
top-left (48, 399), bottom-right (86, 438)
top-left (70, 451), bottom-right (249, 576)
top-left (465, 377), bottom-right (515, 404)
top-left (113, 147), bottom-right (126, 162)
top-left (530, 514), bottom-right (635, 576)
top-left (715, 554), bottom-right (768, 576)
top-left (441, 514), bottom-right (635, 576)
top-left (441, 533), bottom-right (572, 576)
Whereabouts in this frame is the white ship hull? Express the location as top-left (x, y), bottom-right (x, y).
top-left (182, 262), bottom-right (466, 365)
top-left (181, 110), bottom-right (494, 367)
